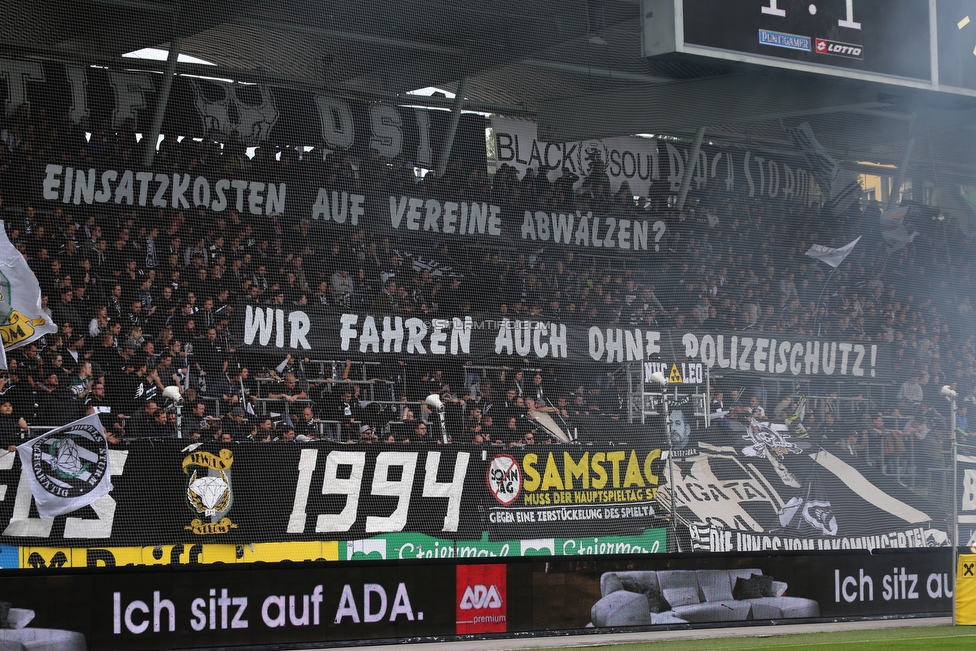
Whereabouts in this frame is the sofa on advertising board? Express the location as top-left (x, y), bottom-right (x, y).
top-left (590, 569), bottom-right (820, 627)
top-left (0, 607), bottom-right (86, 651)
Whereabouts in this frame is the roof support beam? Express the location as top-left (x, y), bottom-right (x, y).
top-left (86, 0), bottom-right (177, 12)
top-left (143, 36), bottom-right (181, 167)
top-left (520, 59), bottom-right (672, 84)
top-left (232, 18), bottom-right (463, 55)
top-left (676, 126), bottom-right (705, 211)
top-left (888, 115), bottom-right (917, 210)
top-left (437, 76), bottom-right (469, 177)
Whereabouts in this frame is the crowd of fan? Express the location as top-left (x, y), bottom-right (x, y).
top-left (0, 108), bottom-right (974, 472)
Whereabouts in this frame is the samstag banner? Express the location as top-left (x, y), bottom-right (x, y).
top-left (483, 447), bottom-right (664, 540)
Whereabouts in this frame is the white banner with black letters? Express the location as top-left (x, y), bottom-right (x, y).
top-left (492, 117), bottom-right (662, 196)
top-left (492, 117), bottom-right (820, 207)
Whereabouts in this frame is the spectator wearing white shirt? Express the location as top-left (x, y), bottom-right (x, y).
top-left (897, 374), bottom-right (923, 410)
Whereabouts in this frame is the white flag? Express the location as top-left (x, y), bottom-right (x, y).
top-left (16, 414), bottom-right (113, 518)
top-left (0, 222), bottom-right (58, 366)
top-left (805, 236), bottom-right (862, 268)
top-left (880, 206), bottom-right (919, 253)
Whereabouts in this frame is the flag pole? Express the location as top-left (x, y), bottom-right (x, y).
top-left (813, 266), bottom-right (839, 337)
top-left (942, 385), bottom-right (958, 625)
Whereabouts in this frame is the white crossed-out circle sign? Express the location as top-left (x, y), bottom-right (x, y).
top-left (487, 454), bottom-right (522, 506)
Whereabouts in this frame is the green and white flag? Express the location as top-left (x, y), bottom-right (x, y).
top-left (16, 414), bottom-right (113, 518)
top-left (0, 221), bottom-right (58, 368)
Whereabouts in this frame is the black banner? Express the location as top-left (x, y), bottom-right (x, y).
top-left (0, 432), bottom-right (946, 558)
top-left (236, 307), bottom-right (892, 379)
top-left (0, 441), bottom-right (484, 546)
top-left (0, 549), bottom-right (953, 649)
top-left (0, 561), bottom-right (456, 650)
top-left (535, 549), bottom-right (952, 631)
top-left (1, 57), bottom-right (486, 159)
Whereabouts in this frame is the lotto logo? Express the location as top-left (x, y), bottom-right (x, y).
top-left (815, 38), bottom-right (863, 59)
top-left (459, 584), bottom-right (503, 610)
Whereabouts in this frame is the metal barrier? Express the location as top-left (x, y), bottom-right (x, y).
top-left (256, 397), bottom-right (313, 421)
top-left (306, 359), bottom-right (382, 382)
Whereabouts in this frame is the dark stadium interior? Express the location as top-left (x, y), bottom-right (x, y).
top-left (1, 1), bottom-right (976, 647)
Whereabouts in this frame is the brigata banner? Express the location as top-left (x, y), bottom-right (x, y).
top-left (236, 307), bottom-right (891, 380)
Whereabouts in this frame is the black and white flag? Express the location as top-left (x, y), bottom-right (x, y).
top-left (16, 414), bottom-right (113, 518)
top-left (880, 206), bottom-right (920, 253)
top-left (784, 122), bottom-right (861, 217)
top-left (806, 236), bottom-right (861, 268)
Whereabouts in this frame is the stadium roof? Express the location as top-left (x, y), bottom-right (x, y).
top-left (4, 0), bottom-right (976, 189)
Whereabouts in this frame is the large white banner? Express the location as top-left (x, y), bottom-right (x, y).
top-left (492, 117), bottom-right (661, 197)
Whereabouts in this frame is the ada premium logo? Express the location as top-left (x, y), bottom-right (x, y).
top-left (182, 448), bottom-right (237, 535)
top-left (456, 564), bottom-right (507, 634)
top-left (487, 454), bottom-right (522, 506)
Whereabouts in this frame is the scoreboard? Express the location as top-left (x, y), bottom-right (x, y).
top-left (642, 0), bottom-right (976, 96)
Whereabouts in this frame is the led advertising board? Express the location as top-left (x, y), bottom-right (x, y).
top-left (643, 0), bottom-right (976, 96)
